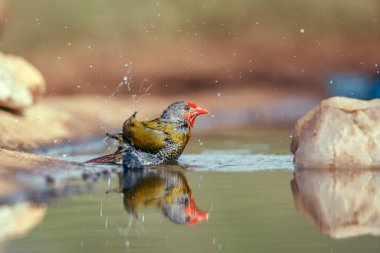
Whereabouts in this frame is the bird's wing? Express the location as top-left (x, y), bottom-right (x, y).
top-left (123, 114), bottom-right (170, 153)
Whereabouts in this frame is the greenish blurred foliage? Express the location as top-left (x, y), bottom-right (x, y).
top-left (1, 0), bottom-right (379, 95)
top-left (2, 0), bottom-right (380, 53)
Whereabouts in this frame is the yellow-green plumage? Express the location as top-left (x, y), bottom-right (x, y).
top-left (123, 113), bottom-right (190, 156)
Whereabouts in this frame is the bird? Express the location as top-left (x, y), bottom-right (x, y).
top-left (86, 101), bottom-right (208, 165)
top-left (107, 152), bottom-right (209, 225)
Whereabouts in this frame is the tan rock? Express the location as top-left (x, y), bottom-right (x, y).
top-left (0, 203), bottom-right (46, 242)
top-left (291, 169), bottom-right (380, 238)
top-left (0, 96), bottom-right (135, 151)
top-left (0, 52), bottom-right (45, 110)
top-left (291, 96), bottom-right (380, 169)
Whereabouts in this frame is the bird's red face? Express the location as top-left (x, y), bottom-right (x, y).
top-left (184, 102), bottom-right (208, 128)
top-left (185, 197), bottom-right (209, 225)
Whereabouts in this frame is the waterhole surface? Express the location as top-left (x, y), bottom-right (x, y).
top-left (6, 130), bottom-right (380, 253)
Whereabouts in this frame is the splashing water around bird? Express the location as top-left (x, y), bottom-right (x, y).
top-left (101, 62), bottom-right (155, 151)
top-left (108, 62), bottom-right (154, 112)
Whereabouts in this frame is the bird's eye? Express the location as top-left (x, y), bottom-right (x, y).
top-left (184, 196), bottom-right (189, 205)
top-left (184, 105), bottom-right (190, 111)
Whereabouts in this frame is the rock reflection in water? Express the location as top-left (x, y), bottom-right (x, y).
top-left (291, 169), bottom-right (380, 239)
top-left (109, 159), bottom-right (208, 225)
top-left (0, 202), bottom-right (46, 244)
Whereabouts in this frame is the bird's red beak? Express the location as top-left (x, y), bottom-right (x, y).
top-left (194, 106), bottom-right (209, 116)
top-left (185, 102), bottom-right (208, 127)
top-left (185, 197), bottom-right (209, 225)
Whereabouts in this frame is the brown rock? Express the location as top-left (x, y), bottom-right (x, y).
top-left (291, 169), bottom-right (380, 238)
top-left (291, 96), bottom-right (380, 169)
top-left (0, 52), bottom-right (45, 110)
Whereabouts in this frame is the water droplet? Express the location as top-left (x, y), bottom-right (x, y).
top-left (67, 42), bottom-right (71, 46)
top-left (300, 28), bottom-right (305, 33)
top-left (329, 80), bottom-right (333, 84)
top-left (89, 64), bottom-right (94, 69)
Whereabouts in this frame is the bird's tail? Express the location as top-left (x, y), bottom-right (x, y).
top-left (85, 147), bottom-right (124, 164)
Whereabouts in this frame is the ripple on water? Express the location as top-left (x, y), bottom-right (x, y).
top-left (180, 150), bottom-right (294, 172)
top-left (64, 150), bottom-right (294, 172)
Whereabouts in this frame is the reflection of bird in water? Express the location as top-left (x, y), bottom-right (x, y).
top-left (86, 101), bottom-right (208, 165)
top-left (108, 153), bottom-right (208, 225)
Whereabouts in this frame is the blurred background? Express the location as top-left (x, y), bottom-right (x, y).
top-left (1, 0), bottom-right (380, 125)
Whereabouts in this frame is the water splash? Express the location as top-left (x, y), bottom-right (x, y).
top-left (108, 62), bottom-right (154, 112)
top-left (109, 62), bottom-right (133, 99)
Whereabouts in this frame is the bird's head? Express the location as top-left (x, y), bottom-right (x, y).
top-left (161, 196), bottom-right (209, 225)
top-left (185, 197), bottom-right (209, 225)
top-left (161, 101), bottom-right (208, 127)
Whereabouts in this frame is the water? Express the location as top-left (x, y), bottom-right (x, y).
top-left (5, 130), bottom-right (380, 253)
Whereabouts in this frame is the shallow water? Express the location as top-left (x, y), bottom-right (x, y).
top-left (5, 130), bottom-right (380, 253)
